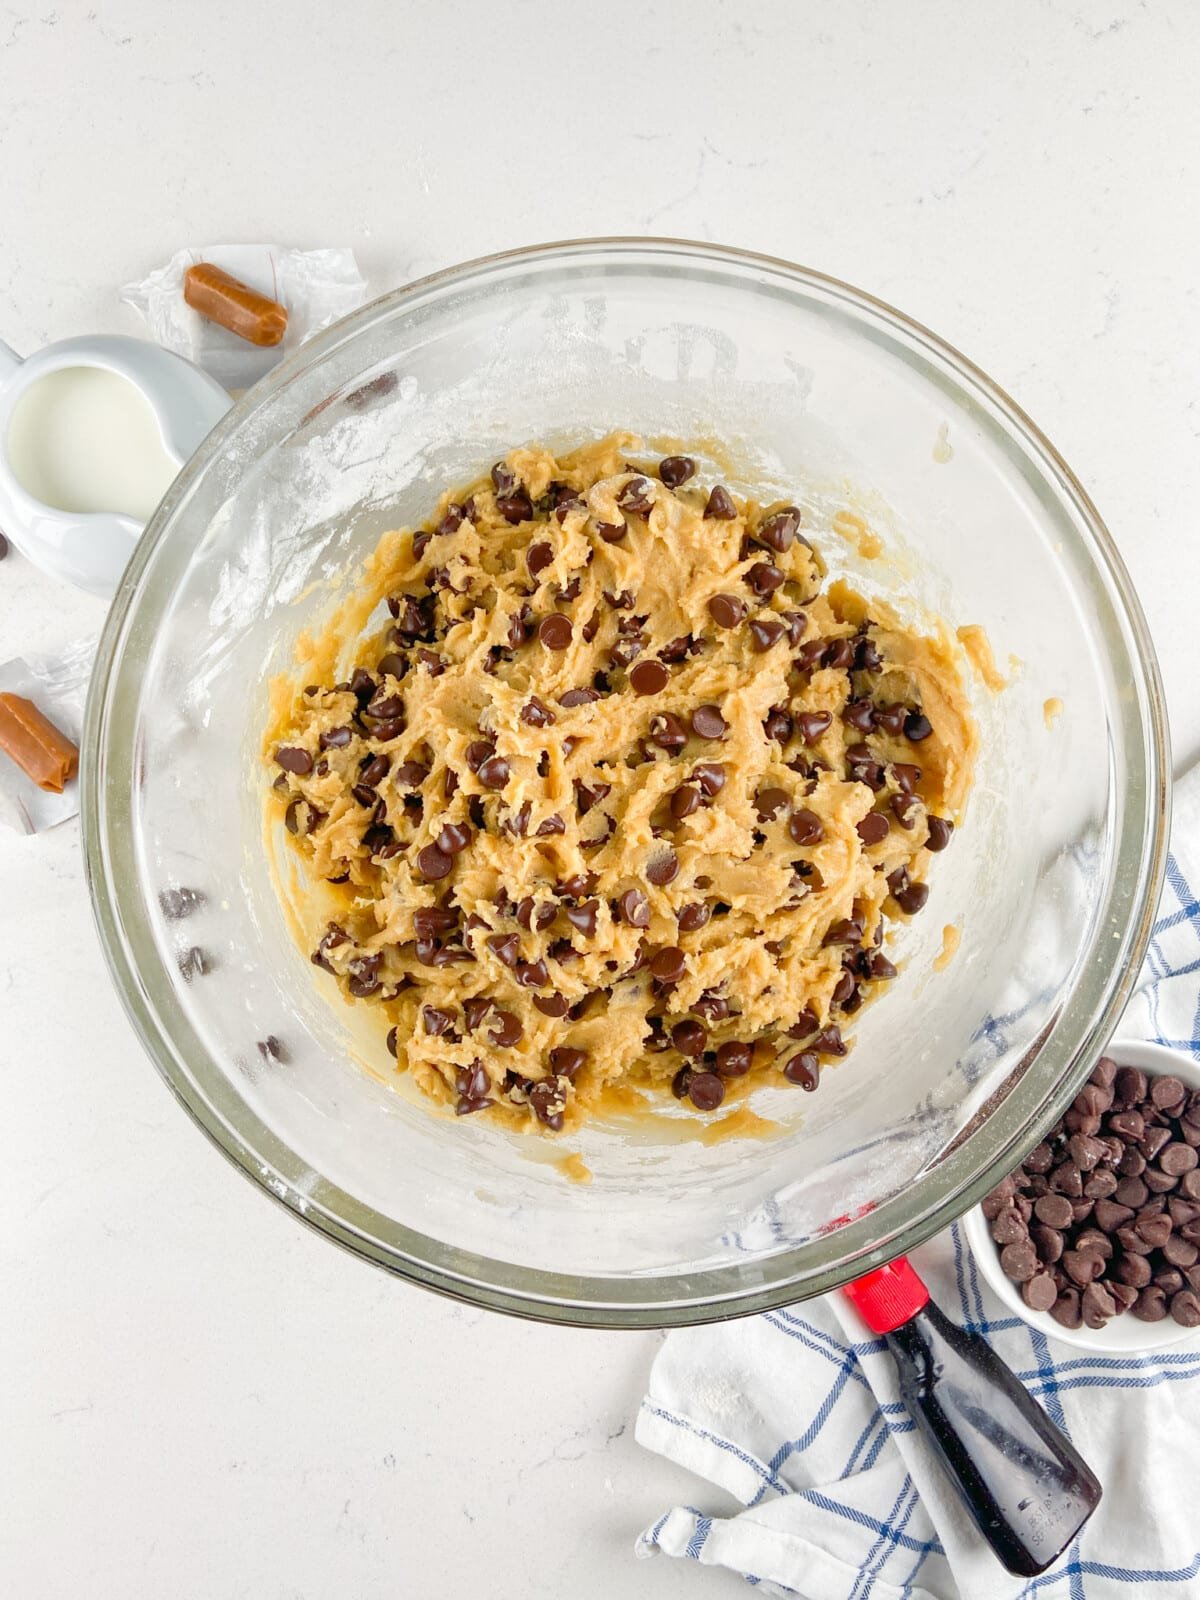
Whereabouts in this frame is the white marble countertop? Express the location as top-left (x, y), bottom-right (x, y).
top-left (2, 3), bottom-right (1198, 1596)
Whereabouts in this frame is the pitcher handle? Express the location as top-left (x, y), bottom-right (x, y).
top-left (0, 338), bottom-right (22, 384)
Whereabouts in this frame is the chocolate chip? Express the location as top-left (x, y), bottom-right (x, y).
top-left (672, 1020), bottom-right (708, 1056)
top-left (538, 613), bottom-right (573, 651)
top-left (991, 1208), bottom-right (1029, 1245)
top-left (659, 455), bottom-right (695, 487)
top-left (1034, 1193), bottom-right (1074, 1229)
top-left (692, 762), bottom-right (726, 797)
top-left (650, 712), bottom-right (688, 752)
top-left (925, 816), bottom-right (954, 853)
top-left (789, 808), bottom-right (824, 846)
top-left (430, 822), bottom-right (468, 857)
top-left (421, 1006), bottom-right (454, 1038)
top-left (755, 506), bottom-right (800, 553)
top-left (894, 880), bottom-right (930, 915)
top-left (619, 889), bottom-right (651, 927)
top-left (647, 850), bottom-right (680, 886)
top-left (521, 696), bottom-right (556, 728)
top-left (487, 933), bottom-right (520, 968)
top-left (846, 744), bottom-right (885, 790)
top-left (515, 958), bottom-right (550, 988)
top-left (789, 711), bottom-right (830, 748)
top-left (694, 985), bottom-right (732, 1024)
top-left (677, 902), bottom-right (711, 932)
top-left (159, 886), bottom-right (204, 920)
top-left (1000, 1240), bottom-right (1039, 1282)
top-left (1081, 1280), bottom-right (1117, 1328)
top-left (763, 706), bottom-right (793, 743)
top-left (749, 617), bottom-right (787, 652)
top-left (275, 745), bottom-right (313, 775)
top-left (704, 485), bottom-right (736, 520)
top-left (618, 476), bottom-right (655, 516)
top-left (687, 1071), bottom-right (725, 1110)
top-left (714, 1041), bottom-right (753, 1077)
top-left (178, 946), bottom-right (209, 981)
top-left (707, 593), bottom-right (747, 629)
top-left (746, 561), bottom-right (785, 596)
top-left (1160, 1142), bottom-right (1199, 1176)
top-left (414, 843), bottom-right (452, 881)
top-left (783, 1051), bottom-right (820, 1089)
top-left (527, 541), bottom-right (554, 577)
top-left (496, 488), bottom-right (533, 524)
top-left (517, 897), bottom-right (557, 932)
top-left (477, 755), bottom-right (510, 791)
top-left (487, 1010), bottom-right (523, 1048)
top-left (533, 993), bottom-right (570, 1018)
top-left (691, 704), bottom-right (726, 739)
top-left (650, 946), bottom-right (686, 983)
top-left (856, 813), bottom-right (889, 847)
top-left (843, 699), bottom-right (876, 734)
top-left (559, 687), bottom-right (599, 708)
top-left (756, 787), bottom-right (790, 822)
top-left (1031, 1223), bottom-right (1064, 1263)
top-left (904, 711), bottom-right (933, 741)
top-left (565, 900), bottom-right (599, 938)
top-left (811, 1026), bottom-right (846, 1056)
top-left (672, 785), bottom-right (702, 820)
top-left (630, 659), bottom-right (669, 695)
top-left (1023, 1272), bottom-right (1058, 1312)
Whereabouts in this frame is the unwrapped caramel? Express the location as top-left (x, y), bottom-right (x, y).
top-left (0, 693), bottom-right (79, 793)
top-left (184, 263), bottom-right (288, 347)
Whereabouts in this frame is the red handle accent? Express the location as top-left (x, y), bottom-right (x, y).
top-left (842, 1257), bottom-right (930, 1333)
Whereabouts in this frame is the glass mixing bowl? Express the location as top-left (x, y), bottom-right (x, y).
top-left (82, 239), bottom-right (1169, 1326)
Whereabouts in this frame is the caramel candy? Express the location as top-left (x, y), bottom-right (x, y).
top-left (183, 263), bottom-right (288, 347)
top-left (0, 693), bottom-right (79, 793)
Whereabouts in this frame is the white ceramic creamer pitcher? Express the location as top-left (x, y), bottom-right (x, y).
top-left (0, 334), bottom-right (231, 599)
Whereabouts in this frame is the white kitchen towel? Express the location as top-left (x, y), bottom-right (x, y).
top-left (636, 762), bottom-right (1200, 1599)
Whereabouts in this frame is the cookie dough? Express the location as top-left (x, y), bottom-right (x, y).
top-left (266, 435), bottom-right (977, 1132)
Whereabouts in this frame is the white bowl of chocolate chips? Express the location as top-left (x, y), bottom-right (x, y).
top-left (967, 1040), bottom-right (1200, 1352)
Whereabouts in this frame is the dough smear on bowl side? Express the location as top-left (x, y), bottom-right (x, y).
top-left (265, 434), bottom-right (977, 1133)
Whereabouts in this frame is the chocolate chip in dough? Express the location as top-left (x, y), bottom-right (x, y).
top-left (416, 844), bottom-right (453, 881)
top-left (672, 1020), bottom-right (708, 1056)
top-left (538, 614), bottom-right (573, 651)
top-left (746, 561), bottom-right (784, 597)
top-left (856, 813), bottom-right (889, 846)
top-left (649, 946), bottom-right (687, 983)
top-left (926, 817), bottom-right (954, 852)
top-left (659, 455), bottom-right (695, 487)
top-left (788, 809), bottom-right (824, 846)
top-left (275, 745), bottom-right (313, 775)
top-left (704, 485), bottom-right (736, 520)
top-left (755, 506), bottom-right (800, 553)
top-left (687, 1071), bottom-right (725, 1111)
top-left (708, 593), bottom-right (747, 629)
top-left (630, 659), bottom-right (669, 695)
top-left (749, 618), bottom-right (786, 652)
top-left (691, 704), bottom-right (727, 739)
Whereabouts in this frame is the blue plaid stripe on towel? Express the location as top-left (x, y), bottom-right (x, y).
top-left (636, 762), bottom-right (1200, 1599)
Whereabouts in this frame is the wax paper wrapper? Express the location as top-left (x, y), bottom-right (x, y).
top-left (0, 638), bottom-right (97, 834)
top-left (120, 245), bottom-right (369, 391)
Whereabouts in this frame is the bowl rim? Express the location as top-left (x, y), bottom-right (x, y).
top-left (81, 235), bottom-right (1171, 1326)
top-left (964, 1039), bottom-right (1200, 1353)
